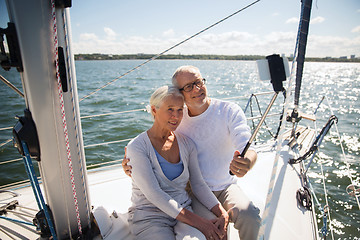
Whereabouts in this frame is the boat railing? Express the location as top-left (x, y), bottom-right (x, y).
top-left (0, 91), bottom-right (285, 188)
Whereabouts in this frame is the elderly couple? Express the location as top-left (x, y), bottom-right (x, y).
top-left (122, 65), bottom-right (260, 240)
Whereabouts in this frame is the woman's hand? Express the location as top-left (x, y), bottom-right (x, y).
top-left (122, 147), bottom-right (132, 177)
top-left (210, 204), bottom-right (229, 239)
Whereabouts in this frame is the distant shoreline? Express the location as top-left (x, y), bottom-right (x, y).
top-left (74, 53), bottom-right (360, 63)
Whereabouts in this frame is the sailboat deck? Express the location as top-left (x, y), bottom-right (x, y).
top-left (0, 127), bottom-right (317, 240)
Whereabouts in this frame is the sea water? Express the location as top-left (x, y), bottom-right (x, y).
top-left (0, 60), bottom-right (359, 238)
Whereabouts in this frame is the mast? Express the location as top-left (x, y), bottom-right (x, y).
top-left (294, 0), bottom-right (313, 109)
top-left (5, 0), bottom-right (91, 238)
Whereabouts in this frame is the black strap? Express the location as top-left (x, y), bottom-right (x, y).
top-left (290, 115), bottom-right (337, 164)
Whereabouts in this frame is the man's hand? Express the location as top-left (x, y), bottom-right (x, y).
top-left (229, 150), bottom-right (257, 178)
top-left (212, 212), bottom-right (229, 239)
top-left (122, 147), bottom-right (132, 177)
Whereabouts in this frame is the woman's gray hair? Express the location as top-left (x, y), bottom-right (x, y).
top-left (149, 85), bottom-right (184, 116)
top-left (171, 65), bottom-right (201, 88)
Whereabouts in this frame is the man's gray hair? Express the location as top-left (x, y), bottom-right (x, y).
top-left (171, 65), bottom-right (201, 88)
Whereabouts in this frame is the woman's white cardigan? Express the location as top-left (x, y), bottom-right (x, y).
top-left (127, 131), bottom-right (219, 219)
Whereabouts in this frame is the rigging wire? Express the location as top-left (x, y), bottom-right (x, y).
top-left (0, 94), bottom-right (271, 169)
top-left (324, 96), bottom-right (360, 210)
top-left (0, 158), bottom-right (22, 166)
top-left (79, 0), bottom-right (261, 102)
top-left (80, 108), bottom-right (146, 119)
top-left (0, 74), bottom-right (24, 98)
top-left (0, 96), bottom-right (245, 131)
top-left (312, 96), bottom-right (335, 239)
top-left (249, 94), bottom-right (278, 138)
top-left (319, 164), bottom-right (335, 240)
top-left (1, 93), bottom-right (281, 169)
top-left (303, 98), bottom-right (335, 239)
top-left (304, 161), bottom-right (335, 239)
top-left (0, 126), bottom-right (12, 131)
top-left (0, 139), bottom-right (12, 148)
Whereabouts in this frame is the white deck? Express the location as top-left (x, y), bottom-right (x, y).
top-left (0, 132), bottom-right (318, 240)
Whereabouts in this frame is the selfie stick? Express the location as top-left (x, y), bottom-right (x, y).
top-left (230, 54), bottom-right (287, 175)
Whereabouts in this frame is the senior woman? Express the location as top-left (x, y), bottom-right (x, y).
top-left (126, 85), bottom-right (229, 240)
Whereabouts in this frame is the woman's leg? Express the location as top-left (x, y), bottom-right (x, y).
top-left (130, 210), bottom-right (176, 240)
top-left (135, 221), bottom-right (175, 240)
top-left (174, 207), bottom-right (206, 240)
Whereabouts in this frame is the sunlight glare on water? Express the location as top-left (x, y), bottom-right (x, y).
top-left (0, 60), bottom-right (359, 237)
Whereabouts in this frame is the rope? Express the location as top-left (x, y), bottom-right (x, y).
top-left (51, 0), bottom-right (82, 234)
top-left (21, 142), bottom-right (57, 238)
top-left (61, 7), bottom-right (91, 228)
top-left (79, 0), bottom-right (261, 102)
top-left (0, 215), bottom-right (34, 226)
top-left (59, 10), bottom-right (76, 237)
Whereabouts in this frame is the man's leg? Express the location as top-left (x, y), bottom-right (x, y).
top-left (214, 184), bottom-right (261, 240)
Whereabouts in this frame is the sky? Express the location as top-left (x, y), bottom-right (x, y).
top-left (2, 0), bottom-right (360, 58)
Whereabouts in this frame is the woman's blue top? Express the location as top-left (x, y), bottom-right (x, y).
top-left (154, 147), bottom-right (184, 181)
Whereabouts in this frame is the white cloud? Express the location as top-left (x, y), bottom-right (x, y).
top-left (79, 33), bottom-right (98, 41)
top-left (351, 25), bottom-right (360, 33)
top-left (104, 27), bottom-right (117, 40)
top-left (307, 35), bottom-right (360, 57)
top-left (162, 29), bottom-right (175, 38)
top-left (72, 30), bottom-right (360, 58)
top-left (286, 17), bottom-right (298, 24)
top-left (286, 16), bottom-right (325, 25)
top-left (311, 16), bottom-right (325, 24)
top-left (74, 32), bottom-right (124, 54)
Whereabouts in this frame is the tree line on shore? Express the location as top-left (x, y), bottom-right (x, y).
top-left (74, 53), bottom-right (360, 63)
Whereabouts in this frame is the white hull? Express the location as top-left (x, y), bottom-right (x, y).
top-left (0, 130), bottom-right (318, 239)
